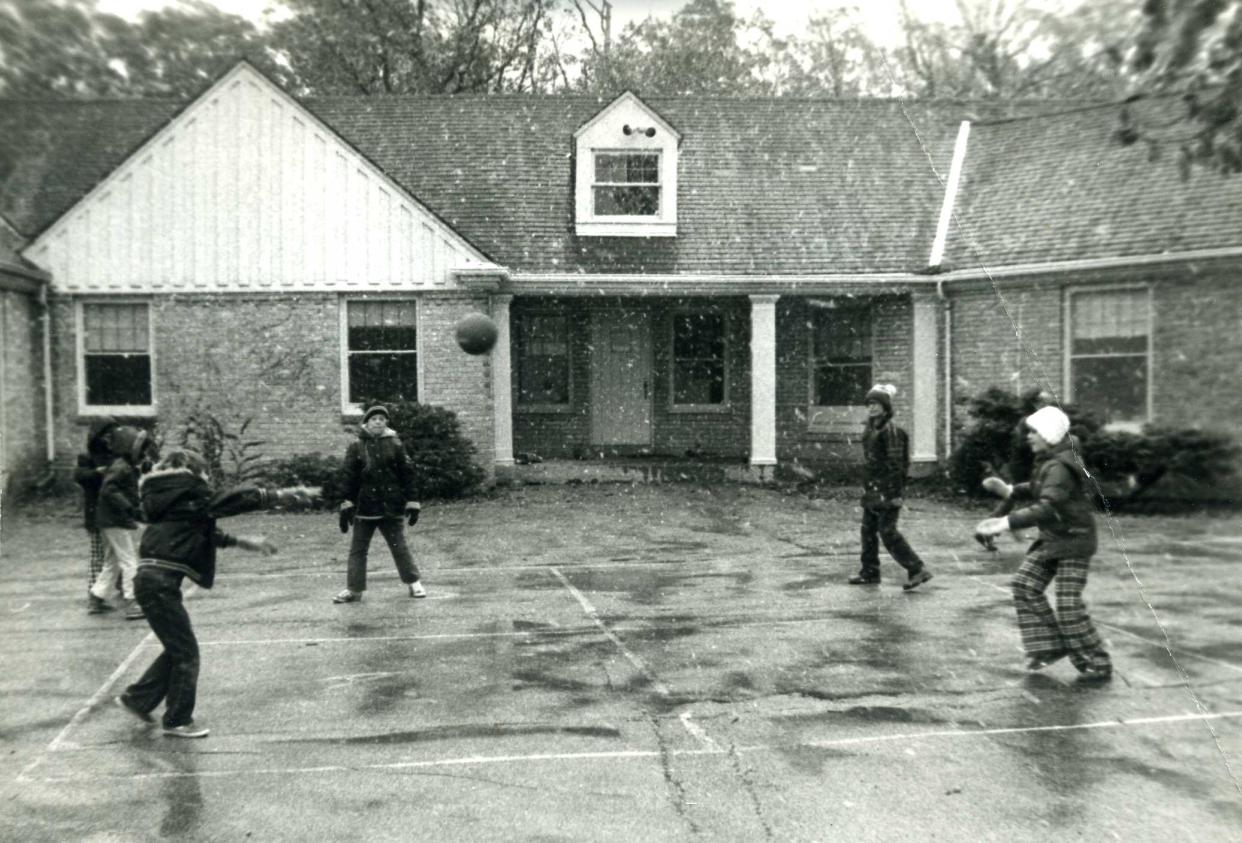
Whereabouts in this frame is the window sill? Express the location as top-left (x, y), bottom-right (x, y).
top-left (669, 404), bottom-right (731, 415)
top-left (806, 405), bottom-right (868, 435)
top-left (517, 404), bottom-right (576, 415)
top-left (77, 406), bottom-right (156, 418)
top-left (575, 221), bottom-right (676, 238)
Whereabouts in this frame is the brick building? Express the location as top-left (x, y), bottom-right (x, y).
top-left (0, 61), bottom-right (1238, 489)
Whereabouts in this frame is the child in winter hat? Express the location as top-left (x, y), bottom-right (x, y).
top-left (864, 383), bottom-right (897, 416)
top-left (1024, 406), bottom-right (1071, 446)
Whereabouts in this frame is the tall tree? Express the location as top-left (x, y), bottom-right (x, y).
top-left (1124, 0), bottom-right (1242, 174)
top-left (0, 0), bottom-right (271, 98)
top-left (269, 0), bottom-right (558, 95)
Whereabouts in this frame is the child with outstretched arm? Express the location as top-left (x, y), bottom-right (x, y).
top-left (114, 448), bottom-right (317, 738)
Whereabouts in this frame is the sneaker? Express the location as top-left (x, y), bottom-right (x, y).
top-left (124, 600), bottom-right (145, 620)
top-left (1076, 659), bottom-right (1113, 682)
top-left (974, 532), bottom-right (997, 552)
top-left (902, 569), bottom-right (934, 591)
top-left (1025, 652), bottom-right (1067, 672)
top-left (162, 722), bottom-right (210, 739)
top-left (847, 574), bottom-right (880, 585)
top-left (115, 695), bottom-right (154, 726)
top-left (87, 595), bottom-right (115, 614)
top-left (408, 581), bottom-right (427, 599)
top-left (332, 589), bottom-right (362, 604)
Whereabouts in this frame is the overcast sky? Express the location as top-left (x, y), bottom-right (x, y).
top-left (96, 0), bottom-right (968, 47)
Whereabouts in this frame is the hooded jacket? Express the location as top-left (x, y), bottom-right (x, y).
top-left (341, 427), bottom-right (417, 518)
top-left (95, 426), bottom-right (148, 530)
top-left (861, 415), bottom-right (910, 508)
top-left (1007, 437), bottom-right (1098, 559)
top-left (137, 468), bottom-right (277, 589)
top-left (74, 417), bottom-right (118, 529)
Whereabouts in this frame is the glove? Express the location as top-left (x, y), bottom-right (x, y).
top-left (982, 477), bottom-right (1013, 499)
top-left (339, 501), bottom-right (356, 534)
top-left (405, 502), bottom-right (421, 527)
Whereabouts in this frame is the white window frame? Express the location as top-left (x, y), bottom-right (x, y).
top-left (669, 308), bottom-right (730, 413)
top-left (75, 299), bottom-right (156, 417)
top-left (806, 303), bottom-right (873, 434)
top-left (515, 310), bottom-right (573, 412)
top-left (591, 149), bottom-right (662, 220)
top-left (339, 296), bottom-right (423, 415)
top-left (1064, 284), bottom-right (1153, 431)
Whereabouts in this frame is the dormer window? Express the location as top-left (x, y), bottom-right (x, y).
top-left (593, 152), bottom-right (660, 216)
top-left (575, 92), bottom-right (680, 237)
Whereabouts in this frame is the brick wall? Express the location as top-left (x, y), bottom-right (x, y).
top-left (1, 287), bottom-right (46, 500)
top-left (511, 293), bottom-right (924, 468)
top-left (946, 262), bottom-right (1242, 445)
top-left (49, 291), bottom-right (497, 480)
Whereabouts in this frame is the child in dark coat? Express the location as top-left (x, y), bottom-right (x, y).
top-left (75, 416), bottom-right (118, 612)
top-left (848, 384), bottom-right (933, 591)
top-left (333, 404), bottom-right (425, 603)
top-left (115, 449), bottom-right (316, 738)
top-left (975, 405), bottom-right (1112, 680)
top-left (89, 425), bottom-right (151, 620)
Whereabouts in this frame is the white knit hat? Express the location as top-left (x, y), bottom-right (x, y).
top-left (1025, 405), bottom-right (1070, 445)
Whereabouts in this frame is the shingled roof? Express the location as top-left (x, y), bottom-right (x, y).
top-left (945, 94), bottom-right (1242, 269)
top-left (307, 95), bottom-right (963, 274)
top-left (0, 86), bottom-right (1237, 278)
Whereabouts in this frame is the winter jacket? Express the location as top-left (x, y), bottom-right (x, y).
top-left (1007, 437), bottom-right (1098, 560)
top-left (861, 416), bottom-right (910, 509)
top-left (341, 428), bottom-right (417, 518)
top-left (74, 417), bottom-right (118, 530)
top-left (138, 467), bottom-right (276, 589)
top-left (95, 426), bottom-right (148, 530)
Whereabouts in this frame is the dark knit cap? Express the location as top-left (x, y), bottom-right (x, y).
top-left (362, 405), bottom-right (389, 424)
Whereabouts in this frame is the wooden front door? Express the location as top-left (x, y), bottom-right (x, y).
top-left (591, 312), bottom-right (652, 446)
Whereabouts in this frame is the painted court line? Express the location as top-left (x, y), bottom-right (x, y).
top-left (25, 709), bottom-right (1242, 784)
top-left (17, 628), bottom-right (156, 782)
top-left (549, 566), bottom-right (673, 699)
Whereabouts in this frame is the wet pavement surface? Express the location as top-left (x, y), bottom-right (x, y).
top-left (1, 484), bottom-right (1240, 841)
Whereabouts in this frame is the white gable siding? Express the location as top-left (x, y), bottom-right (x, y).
top-left (24, 65), bottom-right (492, 293)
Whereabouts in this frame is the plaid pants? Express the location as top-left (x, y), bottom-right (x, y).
top-left (87, 529), bottom-right (105, 592)
top-left (1011, 554), bottom-right (1111, 671)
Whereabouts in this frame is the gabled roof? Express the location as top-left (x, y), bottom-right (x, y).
top-left (308, 95), bottom-right (964, 274)
top-left (0, 83), bottom-right (1237, 279)
top-left (0, 99), bottom-right (181, 237)
top-left (945, 95), bottom-right (1242, 269)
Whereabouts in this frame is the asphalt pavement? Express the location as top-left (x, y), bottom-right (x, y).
top-left (1, 484), bottom-right (1239, 841)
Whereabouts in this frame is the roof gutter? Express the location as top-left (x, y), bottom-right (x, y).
top-left (939, 246), bottom-right (1242, 281)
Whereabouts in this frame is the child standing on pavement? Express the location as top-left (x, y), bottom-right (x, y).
top-left (848, 384), bottom-right (933, 591)
top-left (115, 448), bottom-right (316, 738)
top-left (89, 425), bottom-right (151, 620)
top-left (333, 404), bottom-right (425, 603)
top-left (76, 416), bottom-right (118, 613)
top-left (975, 405), bottom-right (1112, 680)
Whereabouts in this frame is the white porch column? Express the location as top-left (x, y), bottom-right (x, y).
top-left (911, 295), bottom-right (939, 463)
top-left (749, 294), bottom-right (779, 467)
top-left (491, 294), bottom-right (515, 468)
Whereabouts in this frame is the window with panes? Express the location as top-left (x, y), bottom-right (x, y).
top-left (671, 312), bottom-right (726, 406)
top-left (346, 300), bottom-right (418, 405)
top-left (82, 302), bottom-right (152, 408)
top-left (1068, 288), bottom-right (1150, 424)
top-left (811, 305), bottom-right (872, 406)
top-left (517, 313), bottom-right (570, 405)
top-left (593, 152), bottom-right (660, 216)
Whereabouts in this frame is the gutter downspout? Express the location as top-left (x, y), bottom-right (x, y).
top-left (39, 284), bottom-right (54, 467)
top-left (929, 120), bottom-right (971, 461)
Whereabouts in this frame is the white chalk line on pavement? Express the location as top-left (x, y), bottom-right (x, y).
top-left (15, 585), bottom-right (201, 784)
top-left (24, 709), bottom-right (1242, 784)
top-left (549, 566), bottom-right (672, 699)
